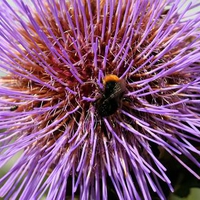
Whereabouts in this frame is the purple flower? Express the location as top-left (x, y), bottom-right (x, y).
top-left (0, 0), bottom-right (200, 199)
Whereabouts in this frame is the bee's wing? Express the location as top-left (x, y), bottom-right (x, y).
top-left (108, 80), bottom-right (126, 100)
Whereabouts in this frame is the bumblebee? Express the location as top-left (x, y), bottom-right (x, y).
top-left (97, 75), bottom-right (126, 117)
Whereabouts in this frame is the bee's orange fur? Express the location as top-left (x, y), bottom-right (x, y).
top-left (103, 75), bottom-right (120, 85)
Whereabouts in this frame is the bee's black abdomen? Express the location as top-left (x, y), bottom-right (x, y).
top-left (98, 98), bottom-right (118, 117)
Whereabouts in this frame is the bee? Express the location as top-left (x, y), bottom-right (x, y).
top-left (96, 74), bottom-right (126, 117)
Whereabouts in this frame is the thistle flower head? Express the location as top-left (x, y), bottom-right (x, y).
top-left (0, 0), bottom-right (200, 199)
